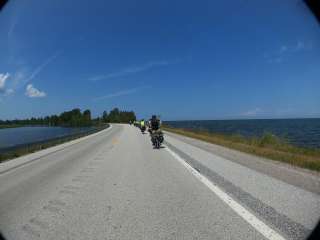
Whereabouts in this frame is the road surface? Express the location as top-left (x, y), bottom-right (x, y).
top-left (0, 124), bottom-right (319, 240)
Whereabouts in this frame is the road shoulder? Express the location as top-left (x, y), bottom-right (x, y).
top-left (164, 131), bottom-right (320, 195)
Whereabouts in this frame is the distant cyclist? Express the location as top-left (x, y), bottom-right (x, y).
top-left (150, 115), bottom-right (163, 148)
top-left (150, 115), bottom-right (160, 131)
top-left (140, 119), bottom-right (146, 133)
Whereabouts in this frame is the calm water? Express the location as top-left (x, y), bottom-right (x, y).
top-left (165, 118), bottom-right (320, 149)
top-left (0, 126), bottom-right (94, 150)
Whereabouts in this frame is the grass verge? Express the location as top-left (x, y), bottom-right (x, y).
top-left (0, 124), bottom-right (23, 129)
top-left (0, 124), bottom-right (109, 163)
top-left (163, 126), bottom-right (320, 172)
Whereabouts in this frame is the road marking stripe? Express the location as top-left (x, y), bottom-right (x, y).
top-left (165, 146), bottom-right (286, 240)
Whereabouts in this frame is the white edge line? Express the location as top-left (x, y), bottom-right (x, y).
top-left (164, 145), bottom-right (286, 240)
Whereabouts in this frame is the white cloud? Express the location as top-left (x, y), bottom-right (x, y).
top-left (89, 60), bottom-right (173, 81)
top-left (0, 73), bottom-right (10, 90)
top-left (25, 84), bottom-right (46, 98)
top-left (93, 86), bottom-right (150, 101)
top-left (1, 51), bottom-right (61, 95)
top-left (242, 108), bottom-right (263, 116)
top-left (265, 41), bottom-right (312, 63)
top-left (0, 73), bottom-right (14, 96)
top-left (0, 50), bottom-right (61, 100)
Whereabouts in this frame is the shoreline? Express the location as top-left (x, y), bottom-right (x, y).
top-left (164, 117), bottom-right (320, 122)
top-left (0, 124), bottom-right (109, 163)
top-left (0, 124), bottom-right (24, 129)
top-left (162, 126), bottom-right (320, 172)
top-left (0, 124), bottom-right (95, 129)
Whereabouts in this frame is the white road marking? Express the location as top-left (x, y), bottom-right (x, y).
top-left (165, 146), bottom-right (286, 240)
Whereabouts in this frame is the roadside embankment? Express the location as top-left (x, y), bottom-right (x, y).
top-left (163, 126), bottom-right (320, 172)
top-left (0, 124), bottom-right (110, 163)
top-left (0, 124), bottom-right (23, 129)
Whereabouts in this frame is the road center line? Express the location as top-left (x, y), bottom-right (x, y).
top-left (165, 146), bottom-right (286, 240)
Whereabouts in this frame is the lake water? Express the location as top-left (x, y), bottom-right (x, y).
top-left (164, 118), bottom-right (320, 149)
top-left (0, 126), bottom-right (94, 150)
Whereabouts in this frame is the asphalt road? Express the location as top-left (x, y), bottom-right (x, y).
top-left (0, 124), bottom-right (319, 240)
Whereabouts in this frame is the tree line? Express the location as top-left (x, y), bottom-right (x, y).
top-left (0, 107), bottom-right (136, 127)
top-left (0, 108), bottom-right (92, 127)
top-left (101, 108), bottom-right (136, 123)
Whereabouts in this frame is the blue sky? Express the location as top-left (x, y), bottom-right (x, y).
top-left (0, 0), bottom-right (319, 120)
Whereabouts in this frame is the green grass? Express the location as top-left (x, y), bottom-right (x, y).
top-left (163, 126), bottom-right (320, 172)
top-left (0, 124), bottom-right (109, 163)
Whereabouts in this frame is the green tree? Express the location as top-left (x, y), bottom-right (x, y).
top-left (83, 109), bottom-right (92, 126)
top-left (102, 111), bottom-right (108, 123)
top-left (104, 108), bottom-right (136, 123)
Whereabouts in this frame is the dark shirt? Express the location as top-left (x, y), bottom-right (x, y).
top-left (151, 119), bottom-right (160, 130)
